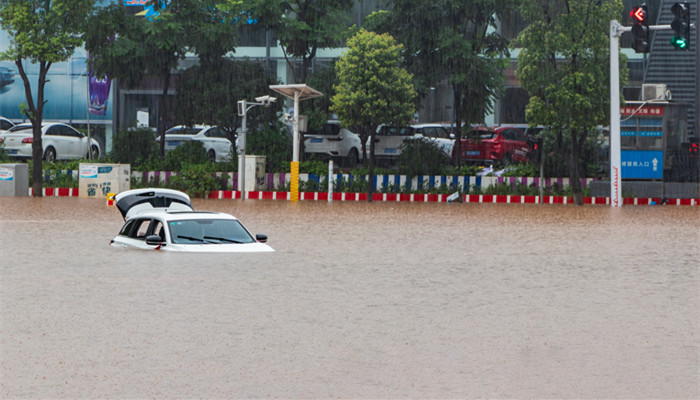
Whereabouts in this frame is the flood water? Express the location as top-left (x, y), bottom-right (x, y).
top-left (1, 197), bottom-right (698, 399)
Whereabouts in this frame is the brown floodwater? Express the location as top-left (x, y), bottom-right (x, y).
top-left (1, 197), bottom-right (698, 399)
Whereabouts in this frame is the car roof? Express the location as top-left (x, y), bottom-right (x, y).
top-left (128, 209), bottom-right (239, 222)
top-left (8, 122), bottom-right (69, 131)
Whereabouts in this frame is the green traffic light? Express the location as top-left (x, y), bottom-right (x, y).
top-left (670, 35), bottom-right (688, 49)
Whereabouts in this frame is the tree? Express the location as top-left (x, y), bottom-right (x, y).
top-left (85, 2), bottom-right (186, 156)
top-left (366, 0), bottom-right (515, 165)
top-left (85, 0), bottom-right (241, 157)
top-left (0, 0), bottom-right (94, 196)
top-left (331, 28), bottom-right (416, 201)
top-left (249, 0), bottom-right (354, 83)
top-left (515, 0), bottom-right (626, 205)
top-left (174, 58), bottom-right (280, 139)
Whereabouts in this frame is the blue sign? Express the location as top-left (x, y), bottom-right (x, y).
top-left (622, 150), bottom-right (663, 179)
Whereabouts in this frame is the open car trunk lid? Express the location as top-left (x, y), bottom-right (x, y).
top-left (115, 188), bottom-right (194, 220)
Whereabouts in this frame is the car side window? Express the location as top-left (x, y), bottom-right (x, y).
top-left (153, 220), bottom-right (165, 240)
top-left (46, 126), bottom-right (61, 136)
top-left (133, 219), bottom-right (152, 239)
top-left (0, 120), bottom-right (12, 130)
top-left (119, 220), bottom-right (137, 236)
top-left (205, 127), bottom-right (225, 138)
top-left (68, 126), bottom-right (82, 138)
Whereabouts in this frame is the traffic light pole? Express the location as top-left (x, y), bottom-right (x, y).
top-left (609, 19), bottom-right (690, 207)
top-left (610, 20), bottom-right (630, 207)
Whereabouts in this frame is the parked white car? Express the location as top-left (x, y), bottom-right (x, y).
top-left (158, 125), bottom-right (233, 163)
top-left (110, 188), bottom-right (274, 253)
top-left (0, 122), bottom-right (100, 161)
top-left (366, 125), bottom-right (414, 162)
top-left (411, 123), bottom-right (455, 158)
top-left (304, 120), bottom-right (363, 167)
top-left (367, 124), bottom-right (455, 162)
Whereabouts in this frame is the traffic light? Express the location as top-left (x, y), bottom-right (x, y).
top-left (630, 4), bottom-right (650, 53)
top-left (671, 2), bottom-right (691, 50)
top-left (528, 136), bottom-right (543, 163)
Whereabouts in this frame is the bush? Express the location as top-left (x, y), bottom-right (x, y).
top-left (247, 124), bottom-right (292, 173)
top-left (397, 138), bottom-right (449, 175)
top-left (109, 128), bottom-right (158, 167)
top-left (163, 141), bottom-right (209, 170)
top-left (167, 163), bottom-right (218, 197)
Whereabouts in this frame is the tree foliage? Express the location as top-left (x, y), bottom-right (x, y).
top-left (174, 58), bottom-right (280, 138)
top-left (515, 0), bottom-right (626, 204)
top-left (248, 0), bottom-right (354, 83)
top-left (85, 0), bottom-right (242, 156)
top-left (366, 0), bottom-right (515, 164)
top-left (331, 28), bottom-right (416, 199)
top-left (0, 0), bottom-right (94, 196)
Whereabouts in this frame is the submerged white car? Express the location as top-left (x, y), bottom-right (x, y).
top-left (110, 188), bottom-right (274, 253)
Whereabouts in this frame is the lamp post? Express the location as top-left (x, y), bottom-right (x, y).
top-left (237, 95), bottom-right (276, 200)
top-left (269, 84), bottom-right (323, 202)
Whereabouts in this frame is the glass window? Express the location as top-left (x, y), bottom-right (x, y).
top-left (119, 220), bottom-right (136, 236)
top-left (134, 219), bottom-right (152, 239)
top-left (46, 126), bottom-right (61, 136)
top-left (169, 219), bottom-right (255, 245)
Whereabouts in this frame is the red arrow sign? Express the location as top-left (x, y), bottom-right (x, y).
top-left (631, 7), bottom-right (646, 22)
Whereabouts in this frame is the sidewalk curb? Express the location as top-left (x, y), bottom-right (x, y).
top-left (27, 187), bottom-right (700, 206)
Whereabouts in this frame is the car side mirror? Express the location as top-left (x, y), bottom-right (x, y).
top-left (255, 234), bottom-right (268, 243)
top-left (145, 235), bottom-right (165, 246)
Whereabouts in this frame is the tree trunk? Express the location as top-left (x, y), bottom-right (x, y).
top-left (158, 71), bottom-right (171, 157)
top-left (569, 130), bottom-right (583, 205)
top-left (367, 129), bottom-right (376, 202)
top-left (16, 59), bottom-right (49, 197)
top-left (452, 86), bottom-right (462, 167)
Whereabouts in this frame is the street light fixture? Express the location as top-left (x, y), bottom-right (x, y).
top-left (237, 95), bottom-right (276, 200)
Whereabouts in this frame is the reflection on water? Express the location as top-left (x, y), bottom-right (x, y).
top-left (1, 197), bottom-right (698, 398)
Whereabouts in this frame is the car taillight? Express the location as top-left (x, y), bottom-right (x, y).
top-left (21, 137), bottom-right (33, 144)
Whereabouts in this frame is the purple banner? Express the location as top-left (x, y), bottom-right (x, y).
top-left (88, 70), bottom-right (111, 116)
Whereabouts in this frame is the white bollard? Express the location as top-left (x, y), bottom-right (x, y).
top-left (328, 160), bottom-right (334, 202)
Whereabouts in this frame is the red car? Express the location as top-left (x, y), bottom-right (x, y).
top-left (457, 126), bottom-right (531, 164)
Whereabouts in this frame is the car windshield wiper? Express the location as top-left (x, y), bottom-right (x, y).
top-left (177, 235), bottom-right (215, 244)
top-left (203, 236), bottom-right (244, 244)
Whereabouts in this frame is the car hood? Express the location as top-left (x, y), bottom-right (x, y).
top-left (115, 188), bottom-right (194, 220)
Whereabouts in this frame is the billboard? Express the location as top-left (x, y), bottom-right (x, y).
top-left (0, 30), bottom-right (113, 122)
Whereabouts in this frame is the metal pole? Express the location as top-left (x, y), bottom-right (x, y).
top-left (328, 159), bottom-right (334, 202)
top-left (238, 102), bottom-right (247, 201)
top-left (291, 91), bottom-right (301, 202)
top-left (610, 20), bottom-right (623, 207)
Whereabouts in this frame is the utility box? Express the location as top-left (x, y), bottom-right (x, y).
top-left (244, 155), bottom-right (266, 192)
top-left (79, 163), bottom-right (130, 198)
top-left (0, 163), bottom-right (29, 196)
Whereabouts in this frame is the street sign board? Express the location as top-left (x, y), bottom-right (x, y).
top-left (621, 150), bottom-right (663, 179)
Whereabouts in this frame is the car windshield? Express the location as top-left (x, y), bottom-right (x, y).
top-left (168, 218), bottom-right (255, 244)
